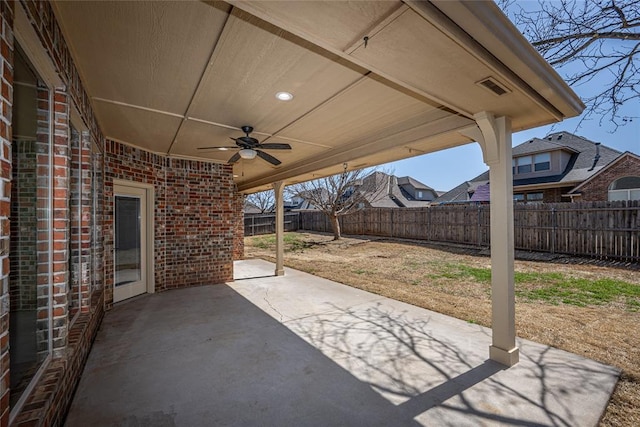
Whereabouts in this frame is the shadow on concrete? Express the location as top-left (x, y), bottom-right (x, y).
top-left (66, 270), bottom-right (619, 426)
top-left (289, 302), bottom-right (618, 426)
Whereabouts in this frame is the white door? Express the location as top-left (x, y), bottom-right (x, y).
top-left (113, 185), bottom-right (148, 302)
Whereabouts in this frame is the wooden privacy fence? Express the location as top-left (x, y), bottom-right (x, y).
top-left (244, 212), bottom-right (300, 236)
top-left (298, 201), bottom-right (640, 263)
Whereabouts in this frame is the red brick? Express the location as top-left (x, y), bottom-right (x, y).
top-left (576, 154), bottom-right (640, 201)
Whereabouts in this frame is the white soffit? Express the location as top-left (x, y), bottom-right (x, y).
top-left (185, 8), bottom-right (367, 135)
top-left (278, 76), bottom-right (445, 146)
top-left (53, 1), bottom-right (230, 114)
top-left (92, 102), bottom-right (183, 154)
top-left (428, 0), bottom-right (585, 118)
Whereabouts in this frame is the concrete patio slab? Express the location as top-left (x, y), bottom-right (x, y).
top-left (65, 259), bottom-right (619, 426)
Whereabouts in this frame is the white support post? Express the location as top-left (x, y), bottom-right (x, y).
top-left (273, 181), bottom-right (285, 276)
top-left (462, 112), bottom-right (519, 366)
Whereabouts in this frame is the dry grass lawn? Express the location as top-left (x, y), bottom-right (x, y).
top-left (245, 232), bottom-right (640, 427)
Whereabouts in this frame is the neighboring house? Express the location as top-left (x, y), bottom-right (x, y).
top-left (435, 132), bottom-right (640, 203)
top-left (568, 152), bottom-right (640, 201)
top-left (244, 201), bottom-right (265, 214)
top-left (286, 196), bottom-right (317, 211)
top-left (357, 172), bottom-right (438, 208)
top-left (287, 189), bottom-right (329, 211)
top-left (290, 172), bottom-right (438, 210)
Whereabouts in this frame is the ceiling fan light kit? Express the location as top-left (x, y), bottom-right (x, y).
top-left (239, 148), bottom-right (257, 160)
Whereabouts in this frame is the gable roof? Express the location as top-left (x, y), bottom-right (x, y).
top-left (361, 172), bottom-right (436, 208)
top-left (433, 171), bottom-right (489, 203)
top-left (397, 176), bottom-right (434, 191)
top-left (568, 151), bottom-right (640, 194)
top-left (517, 132), bottom-right (620, 173)
top-left (512, 138), bottom-right (578, 156)
top-left (434, 131), bottom-right (624, 203)
top-left (469, 182), bottom-right (490, 202)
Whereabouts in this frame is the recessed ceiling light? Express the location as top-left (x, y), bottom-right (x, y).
top-left (218, 147), bottom-right (229, 151)
top-left (275, 91), bottom-right (293, 101)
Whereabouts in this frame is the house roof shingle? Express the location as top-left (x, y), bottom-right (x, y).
top-left (434, 131), bottom-right (624, 203)
top-left (362, 172), bottom-right (436, 208)
top-left (397, 176), bottom-right (434, 191)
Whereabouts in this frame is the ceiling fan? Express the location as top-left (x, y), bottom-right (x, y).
top-left (198, 125), bottom-right (291, 166)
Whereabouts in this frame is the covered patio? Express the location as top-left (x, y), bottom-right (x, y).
top-left (65, 259), bottom-right (618, 426)
top-left (48, 0), bottom-right (585, 367)
top-left (4, 1), bottom-right (592, 424)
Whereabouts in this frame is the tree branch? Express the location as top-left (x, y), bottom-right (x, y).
top-left (532, 31), bottom-right (640, 47)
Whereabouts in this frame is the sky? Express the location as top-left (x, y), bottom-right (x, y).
top-left (385, 116), bottom-right (639, 193)
top-left (383, 2), bottom-right (640, 193)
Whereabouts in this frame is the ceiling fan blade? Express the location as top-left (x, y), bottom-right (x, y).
top-left (197, 146), bottom-right (238, 150)
top-left (256, 143), bottom-right (291, 150)
top-left (237, 136), bottom-right (259, 146)
top-left (256, 150), bottom-right (281, 166)
top-left (228, 152), bottom-right (241, 164)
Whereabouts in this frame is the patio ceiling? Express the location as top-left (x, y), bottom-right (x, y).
top-left (51, 1), bottom-right (583, 193)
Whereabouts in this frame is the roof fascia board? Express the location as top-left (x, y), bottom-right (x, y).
top-left (514, 181), bottom-right (581, 191)
top-left (514, 146), bottom-right (579, 157)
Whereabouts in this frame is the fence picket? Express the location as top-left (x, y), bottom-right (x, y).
top-left (294, 201), bottom-right (639, 262)
top-left (247, 202), bottom-right (639, 263)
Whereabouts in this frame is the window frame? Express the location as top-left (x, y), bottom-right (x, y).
top-left (534, 153), bottom-right (551, 171)
top-left (516, 156), bottom-right (532, 174)
top-left (9, 40), bottom-right (55, 423)
top-left (608, 176), bottom-right (640, 201)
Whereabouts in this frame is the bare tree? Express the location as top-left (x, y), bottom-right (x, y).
top-left (287, 166), bottom-right (390, 240)
top-left (500, 0), bottom-right (639, 128)
top-left (245, 190), bottom-right (274, 214)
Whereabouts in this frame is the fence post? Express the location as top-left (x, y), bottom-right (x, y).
top-left (477, 205), bottom-right (482, 247)
top-left (251, 215), bottom-right (255, 236)
top-left (551, 207), bottom-right (556, 254)
top-left (390, 209), bottom-right (394, 238)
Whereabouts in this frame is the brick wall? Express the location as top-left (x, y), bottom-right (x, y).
top-left (576, 154), bottom-right (640, 201)
top-left (14, 291), bottom-right (104, 426)
top-left (104, 141), bottom-right (236, 306)
top-left (51, 88), bottom-right (70, 358)
top-left (164, 158), bottom-right (234, 289)
top-left (6, 1), bottom-right (243, 424)
top-left (7, 1), bottom-right (105, 425)
top-left (0, 2), bottom-right (13, 425)
top-left (542, 187), bottom-right (572, 202)
top-left (233, 191), bottom-right (245, 260)
top-left (20, 0), bottom-right (103, 144)
top-left (514, 186), bottom-right (572, 203)
top-left (69, 127), bottom-right (93, 317)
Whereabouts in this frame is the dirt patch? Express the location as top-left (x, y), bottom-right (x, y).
top-left (246, 232), bottom-right (640, 427)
